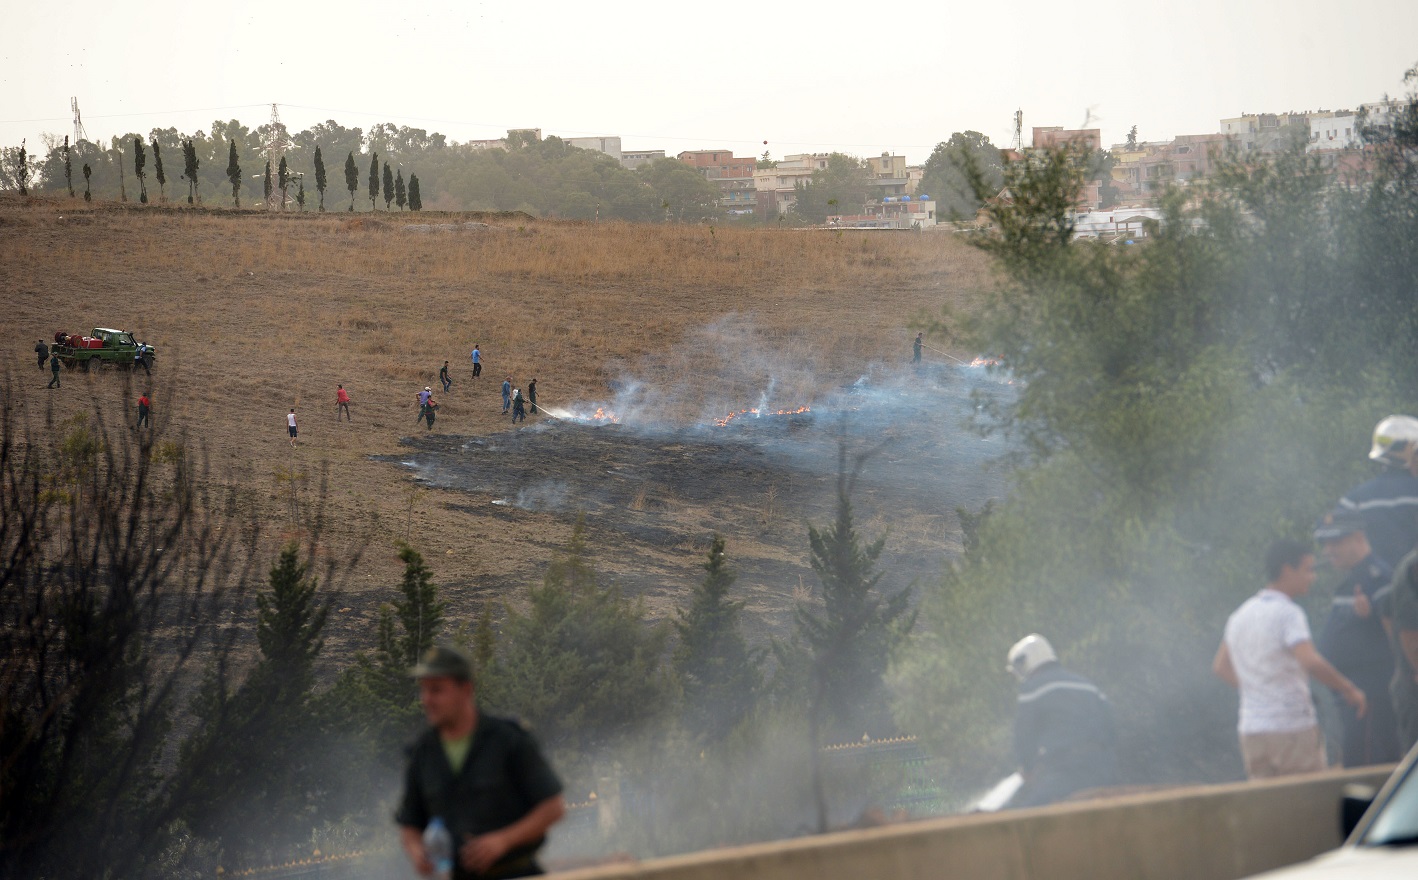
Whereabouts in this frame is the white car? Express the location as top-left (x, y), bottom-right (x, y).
top-left (1245, 744), bottom-right (1418, 877)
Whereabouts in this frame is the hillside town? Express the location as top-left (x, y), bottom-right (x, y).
top-left (480, 97), bottom-right (1409, 231)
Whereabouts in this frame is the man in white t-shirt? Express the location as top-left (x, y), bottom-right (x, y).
top-left (1212, 539), bottom-right (1368, 779)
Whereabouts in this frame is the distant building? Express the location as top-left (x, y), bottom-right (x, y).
top-left (1032, 127), bottom-right (1101, 151)
top-left (905, 165), bottom-right (925, 194)
top-left (1358, 100), bottom-right (1406, 141)
top-left (830, 196), bottom-right (938, 229)
top-left (464, 128), bottom-right (543, 152)
top-left (567, 136), bottom-right (623, 162)
top-left (1110, 133), bottom-right (1230, 202)
top-left (866, 152), bottom-right (910, 199)
top-left (676, 150), bottom-right (756, 179)
top-left (620, 149), bottom-right (666, 170)
top-left (752, 157), bottom-right (820, 216)
top-left (1219, 113), bottom-right (1308, 154)
top-left (1306, 111), bottom-right (1360, 151)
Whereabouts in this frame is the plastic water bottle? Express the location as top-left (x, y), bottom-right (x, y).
top-left (423, 816), bottom-right (454, 880)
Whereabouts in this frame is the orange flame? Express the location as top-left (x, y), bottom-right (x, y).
top-left (589, 407), bottom-right (620, 423)
top-left (714, 406), bottom-right (811, 427)
top-left (969, 356), bottom-right (1004, 367)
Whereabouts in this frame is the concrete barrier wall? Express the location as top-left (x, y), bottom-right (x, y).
top-left (551, 766), bottom-right (1394, 880)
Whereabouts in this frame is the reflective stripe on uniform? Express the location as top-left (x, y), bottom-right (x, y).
top-left (1338, 496), bottom-right (1418, 511)
top-left (1018, 680), bottom-right (1106, 704)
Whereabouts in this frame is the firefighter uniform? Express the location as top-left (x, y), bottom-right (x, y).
top-left (1338, 469), bottom-right (1418, 574)
top-left (1007, 662), bottom-right (1120, 809)
top-left (1317, 554), bottom-right (1401, 765)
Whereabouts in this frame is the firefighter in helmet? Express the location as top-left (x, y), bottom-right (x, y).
top-left (1004, 634), bottom-right (1121, 809)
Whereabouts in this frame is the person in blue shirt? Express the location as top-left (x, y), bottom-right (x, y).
top-left (470, 345), bottom-right (482, 378)
top-left (501, 377), bottom-right (511, 415)
top-left (1313, 508), bottom-right (1401, 765)
top-left (1004, 634), bottom-right (1120, 809)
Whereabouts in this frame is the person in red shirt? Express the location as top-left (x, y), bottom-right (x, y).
top-left (137, 393), bottom-right (150, 428)
top-left (336, 384), bottom-right (352, 421)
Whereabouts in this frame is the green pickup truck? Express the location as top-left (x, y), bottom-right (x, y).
top-left (50, 328), bottom-right (157, 371)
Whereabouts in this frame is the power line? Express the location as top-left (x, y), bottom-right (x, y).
top-left (0, 103), bottom-right (269, 125)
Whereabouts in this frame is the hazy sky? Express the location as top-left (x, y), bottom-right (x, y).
top-left (5, 0), bottom-right (1415, 165)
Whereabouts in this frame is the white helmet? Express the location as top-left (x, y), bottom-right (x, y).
top-left (1007, 634), bottom-right (1057, 680)
top-left (1369, 415), bottom-right (1418, 467)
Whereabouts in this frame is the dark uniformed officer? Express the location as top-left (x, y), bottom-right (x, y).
top-left (1389, 552), bottom-right (1418, 751)
top-left (1313, 509), bottom-right (1402, 765)
top-left (1004, 634), bottom-right (1120, 809)
top-left (397, 646), bottom-right (565, 880)
top-left (1336, 416), bottom-right (1418, 572)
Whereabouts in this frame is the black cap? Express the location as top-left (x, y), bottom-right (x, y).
top-left (1313, 508), bottom-right (1365, 542)
top-left (411, 645), bottom-right (473, 682)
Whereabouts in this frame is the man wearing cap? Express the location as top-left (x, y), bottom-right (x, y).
top-left (397, 646), bottom-right (565, 879)
top-left (1388, 552), bottom-right (1418, 750)
top-left (1313, 509), bottom-right (1401, 765)
top-left (1214, 539), bottom-right (1369, 778)
top-left (417, 387), bottom-right (433, 426)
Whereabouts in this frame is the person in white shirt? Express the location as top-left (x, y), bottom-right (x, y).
top-left (1212, 538), bottom-right (1368, 779)
top-left (287, 409), bottom-right (298, 446)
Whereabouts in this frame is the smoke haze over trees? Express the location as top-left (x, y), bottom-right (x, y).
top-left (894, 66), bottom-right (1418, 787)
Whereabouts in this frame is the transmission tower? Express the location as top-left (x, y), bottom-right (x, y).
top-left (71, 98), bottom-right (88, 144)
top-left (258, 103), bottom-right (298, 211)
top-left (1010, 109), bottom-right (1023, 152)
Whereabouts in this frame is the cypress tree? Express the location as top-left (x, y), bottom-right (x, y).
top-left (133, 137), bottom-right (147, 204)
top-left (82, 163), bottom-right (91, 202)
top-left (367, 152), bottom-right (378, 210)
top-left (263, 160), bottom-right (272, 206)
top-left (277, 156), bottom-right (289, 211)
top-left (152, 141), bottom-right (165, 202)
top-left (344, 151), bottom-right (358, 212)
top-left (63, 136), bottom-right (73, 198)
top-left (179, 544), bottom-right (333, 863)
top-left (395, 168), bottom-right (406, 210)
top-left (183, 140), bottom-right (200, 205)
top-left (391, 543), bottom-right (444, 665)
top-left (227, 139), bottom-right (241, 207)
top-left (408, 174), bottom-right (422, 211)
top-left (15, 141), bottom-right (27, 196)
top-left (313, 145), bottom-right (327, 212)
top-left (796, 454), bottom-right (914, 831)
top-left (297, 178), bottom-right (305, 212)
top-left (115, 142), bottom-right (126, 202)
top-left (486, 517), bottom-right (672, 762)
top-left (382, 162), bottom-right (394, 211)
top-left (673, 534), bottom-right (762, 741)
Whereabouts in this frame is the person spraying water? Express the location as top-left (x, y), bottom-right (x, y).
top-left (1001, 634), bottom-right (1121, 809)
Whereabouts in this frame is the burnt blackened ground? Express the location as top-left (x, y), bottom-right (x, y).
top-left (378, 363), bottom-right (1016, 641)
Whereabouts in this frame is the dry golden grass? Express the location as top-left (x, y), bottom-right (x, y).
top-left (1, 197), bottom-right (991, 640)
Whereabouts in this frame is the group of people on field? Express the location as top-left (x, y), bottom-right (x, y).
top-left (283, 344), bottom-right (544, 444)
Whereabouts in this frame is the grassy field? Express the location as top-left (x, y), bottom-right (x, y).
top-left (2, 197), bottom-right (993, 653)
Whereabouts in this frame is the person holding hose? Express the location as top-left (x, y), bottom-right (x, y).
top-left (1003, 634), bottom-right (1120, 808)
